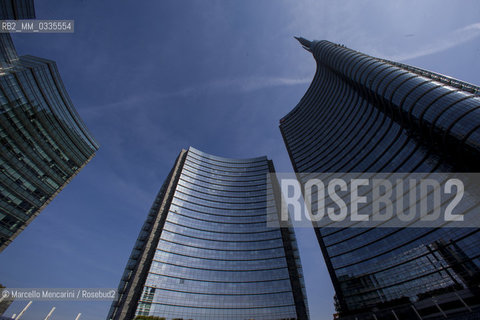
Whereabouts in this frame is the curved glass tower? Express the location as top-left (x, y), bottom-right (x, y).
top-left (280, 39), bottom-right (480, 319)
top-left (108, 147), bottom-right (308, 320)
top-left (0, 1), bottom-right (99, 251)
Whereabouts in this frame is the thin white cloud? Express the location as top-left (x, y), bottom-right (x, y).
top-left (82, 76), bottom-right (311, 115)
top-left (389, 22), bottom-right (480, 61)
top-left (167, 76), bottom-right (312, 96)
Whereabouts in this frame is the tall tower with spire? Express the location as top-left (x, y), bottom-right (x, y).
top-left (280, 38), bottom-right (480, 320)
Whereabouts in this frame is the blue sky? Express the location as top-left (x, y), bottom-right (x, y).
top-left (1, 1), bottom-right (480, 319)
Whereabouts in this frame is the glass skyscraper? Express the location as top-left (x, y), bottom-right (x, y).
top-left (108, 147), bottom-right (308, 320)
top-left (280, 38), bottom-right (480, 319)
top-left (0, 1), bottom-right (99, 251)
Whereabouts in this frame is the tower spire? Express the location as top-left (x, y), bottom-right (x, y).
top-left (294, 36), bottom-right (312, 52)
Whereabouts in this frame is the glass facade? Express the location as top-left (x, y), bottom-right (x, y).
top-left (108, 147), bottom-right (308, 320)
top-left (0, 0), bottom-right (35, 69)
top-left (280, 39), bottom-right (480, 319)
top-left (0, 4), bottom-right (99, 251)
top-left (0, 0), bottom-right (35, 20)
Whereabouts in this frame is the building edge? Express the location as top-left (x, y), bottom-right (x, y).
top-left (0, 152), bottom-right (96, 253)
top-left (107, 150), bottom-right (187, 320)
top-left (278, 42), bottom-right (349, 313)
top-left (268, 159), bottom-right (310, 320)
